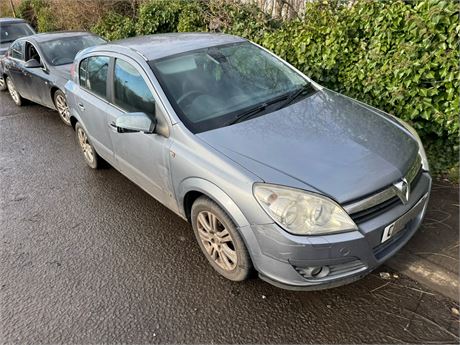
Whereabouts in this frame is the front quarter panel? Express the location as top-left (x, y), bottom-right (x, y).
top-left (170, 124), bottom-right (273, 227)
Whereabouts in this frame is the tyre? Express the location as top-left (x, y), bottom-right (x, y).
top-left (53, 90), bottom-right (71, 126)
top-left (0, 76), bottom-right (7, 91)
top-left (6, 77), bottom-right (22, 106)
top-left (191, 196), bottom-right (253, 281)
top-left (75, 122), bottom-right (103, 169)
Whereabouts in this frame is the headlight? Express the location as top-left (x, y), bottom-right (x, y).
top-left (390, 115), bottom-right (429, 171)
top-left (253, 184), bottom-right (358, 235)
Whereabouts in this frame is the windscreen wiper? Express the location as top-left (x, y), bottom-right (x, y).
top-left (225, 103), bottom-right (268, 126)
top-left (276, 82), bottom-right (313, 111)
top-left (225, 93), bottom-right (293, 126)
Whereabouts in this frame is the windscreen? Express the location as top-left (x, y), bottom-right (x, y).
top-left (40, 35), bottom-right (106, 66)
top-left (0, 23), bottom-right (34, 44)
top-left (149, 42), bottom-right (311, 133)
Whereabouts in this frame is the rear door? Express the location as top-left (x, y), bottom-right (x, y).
top-left (74, 55), bottom-right (115, 164)
top-left (106, 56), bottom-right (172, 204)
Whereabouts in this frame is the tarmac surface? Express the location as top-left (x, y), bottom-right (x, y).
top-left (1, 92), bottom-right (459, 344)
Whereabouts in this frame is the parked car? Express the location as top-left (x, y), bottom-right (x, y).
top-left (0, 17), bottom-right (36, 91)
top-left (3, 31), bottom-right (105, 125)
top-left (65, 33), bottom-right (431, 290)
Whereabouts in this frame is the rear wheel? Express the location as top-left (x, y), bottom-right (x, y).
top-left (191, 196), bottom-right (253, 281)
top-left (6, 77), bottom-right (22, 106)
top-left (54, 90), bottom-right (71, 126)
top-left (75, 122), bottom-right (102, 169)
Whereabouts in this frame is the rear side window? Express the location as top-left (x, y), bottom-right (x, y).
top-left (113, 59), bottom-right (155, 115)
top-left (80, 56), bottom-right (109, 99)
top-left (79, 58), bottom-right (88, 87)
top-left (10, 41), bottom-right (24, 60)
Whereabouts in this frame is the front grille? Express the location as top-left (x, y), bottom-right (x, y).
top-left (295, 258), bottom-right (367, 281)
top-left (411, 165), bottom-right (423, 188)
top-left (345, 157), bottom-right (422, 223)
top-left (351, 196), bottom-right (400, 223)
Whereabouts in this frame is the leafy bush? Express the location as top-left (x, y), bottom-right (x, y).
top-left (18, 0), bottom-right (59, 32)
top-left (177, 1), bottom-right (208, 32)
top-left (206, 0), bottom-right (280, 41)
top-left (262, 0), bottom-right (459, 176)
top-left (18, 0), bottom-right (37, 29)
top-left (94, 0), bottom-right (278, 39)
top-left (19, 0), bottom-right (460, 177)
top-left (93, 11), bottom-right (136, 41)
top-left (35, 4), bottom-right (58, 32)
top-left (135, 0), bottom-right (183, 35)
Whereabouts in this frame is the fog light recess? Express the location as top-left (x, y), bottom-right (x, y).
top-left (299, 266), bottom-right (330, 279)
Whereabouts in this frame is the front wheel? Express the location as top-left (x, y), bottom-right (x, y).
top-left (6, 77), bottom-right (22, 106)
top-left (191, 196), bottom-right (253, 281)
top-left (75, 122), bottom-right (103, 169)
top-left (54, 90), bottom-right (71, 126)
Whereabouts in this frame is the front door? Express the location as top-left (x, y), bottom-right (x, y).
top-left (106, 57), bottom-right (171, 203)
top-left (5, 40), bottom-right (29, 96)
top-left (22, 41), bottom-right (51, 106)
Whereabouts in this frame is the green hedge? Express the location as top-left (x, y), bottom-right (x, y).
top-left (18, 0), bottom-right (59, 32)
top-left (267, 0), bottom-right (458, 141)
top-left (19, 0), bottom-right (460, 178)
top-left (92, 0), bottom-right (277, 40)
top-left (259, 0), bottom-right (459, 177)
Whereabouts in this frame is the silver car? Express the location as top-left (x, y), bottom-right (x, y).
top-left (65, 33), bottom-right (431, 290)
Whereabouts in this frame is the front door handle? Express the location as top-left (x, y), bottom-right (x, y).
top-left (77, 103), bottom-right (85, 111)
top-left (109, 122), bottom-right (118, 131)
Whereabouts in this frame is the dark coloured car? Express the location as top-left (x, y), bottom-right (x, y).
top-left (2, 31), bottom-right (105, 125)
top-left (0, 17), bottom-right (35, 90)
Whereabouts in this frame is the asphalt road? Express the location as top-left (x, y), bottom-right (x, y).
top-left (1, 92), bottom-right (459, 344)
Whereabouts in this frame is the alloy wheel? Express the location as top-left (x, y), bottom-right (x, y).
top-left (55, 93), bottom-right (71, 125)
top-left (6, 78), bottom-right (20, 105)
top-left (77, 127), bottom-right (94, 164)
top-left (196, 211), bottom-right (237, 271)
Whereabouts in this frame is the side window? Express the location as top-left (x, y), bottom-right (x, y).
top-left (24, 42), bottom-right (41, 63)
top-left (113, 59), bottom-right (155, 116)
top-left (10, 41), bottom-right (24, 60)
top-left (79, 58), bottom-right (88, 87)
top-left (85, 56), bottom-right (109, 99)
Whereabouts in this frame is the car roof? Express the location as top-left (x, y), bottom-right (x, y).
top-left (26, 31), bottom-right (98, 43)
top-left (104, 33), bottom-right (247, 61)
top-left (0, 17), bottom-right (28, 24)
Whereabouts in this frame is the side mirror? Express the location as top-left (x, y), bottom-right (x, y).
top-left (115, 112), bottom-right (156, 134)
top-left (24, 59), bottom-right (43, 68)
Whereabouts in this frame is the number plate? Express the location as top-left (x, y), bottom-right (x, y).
top-left (381, 222), bottom-right (400, 243)
top-left (381, 194), bottom-right (428, 243)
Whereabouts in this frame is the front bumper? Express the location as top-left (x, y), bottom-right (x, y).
top-left (239, 172), bottom-right (432, 290)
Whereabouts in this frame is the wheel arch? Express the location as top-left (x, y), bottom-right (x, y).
top-left (68, 106), bottom-right (82, 130)
top-left (179, 178), bottom-right (250, 228)
top-left (70, 116), bottom-right (78, 129)
top-left (50, 86), bottom-right (60, 103)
